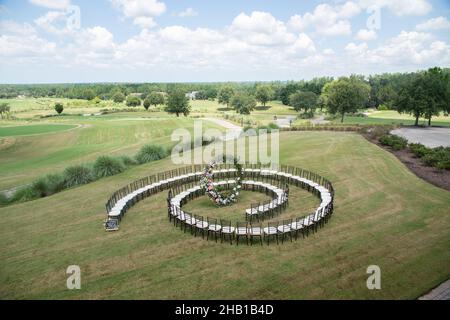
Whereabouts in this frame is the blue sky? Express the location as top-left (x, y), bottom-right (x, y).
top-left (0, 0), bottom-right (449, 83)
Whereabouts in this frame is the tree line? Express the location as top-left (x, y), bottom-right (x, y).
top-left (1, 67), bottom-right (448, 125)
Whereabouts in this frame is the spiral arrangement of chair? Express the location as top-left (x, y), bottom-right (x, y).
top-left (105, 164), bottom-right (334, 245)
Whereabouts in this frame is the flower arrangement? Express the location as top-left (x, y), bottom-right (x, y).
top-left (200, 157), bottom-right (243, 206)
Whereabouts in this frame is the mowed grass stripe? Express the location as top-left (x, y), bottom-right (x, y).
top-left (0, 124), bottom-right (78, 137)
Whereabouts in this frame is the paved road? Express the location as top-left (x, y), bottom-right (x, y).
top-left (275, 116), bottom-right (296, 128)
top-left (419, 279), bottom-right (450, 300)
top-left (311, 115), bottom-right (329, 125)
top-left (202, 117), bottom-right (243, 141)
top-left (391, 127), bottom-right (450, 148)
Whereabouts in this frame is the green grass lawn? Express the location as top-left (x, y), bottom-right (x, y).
top-left (0, 124), bottom-right (77, 137)
top-left (0, 116), bottom-right (224, 190)
top-left (0, 131), bottom-right (448, 299)
top-left (183, 188), bottom-right (319, 223)
top-left (332, 110), bottom-right (450, 127)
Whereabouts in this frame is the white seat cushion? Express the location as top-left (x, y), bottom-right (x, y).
top-left (208, 224), bottom-right (221, 231)
top-left (222, 226), bottom-right (235, 233)
top-left (263, 227), bottom-right (278, 235)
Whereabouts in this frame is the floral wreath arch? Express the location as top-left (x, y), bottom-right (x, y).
top-left (200, 157), bottom-right (243, 206)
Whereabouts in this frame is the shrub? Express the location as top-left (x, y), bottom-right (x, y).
top-left (422, 147), bottom-right (450, 169)
top-left (379, 134), bottom-right (407, 150)
top-left (378, 104), bottom-right (389, 111)
top-left (299, 111), bottom-right (314, 119)
top-left (45, 173), bottom-right (66, 194)
top-left (9, 185), bottom-right (39, 203)
top-left (366, 125), bottom-right (391, 140)
top-left (436, 159), bottom-right (450, 170)
top-left (126, 96), bottom-right (141, 107)
top-left (0, 192), bottom-right (10, 206)
top-left (202, 135), bottom-right (216, 146)
top-left (31, 177), bottom-right (50, 197)
top-left (118, 155), bottom-right (137, 167)
top-left (409, 143), bottom-right (430, 158)
top-left (63, 165), bottom-right (94, 188)
top-left (93, 156), bottom-right (125, 178)
top-left (135, 144), bottom-right (168, 164)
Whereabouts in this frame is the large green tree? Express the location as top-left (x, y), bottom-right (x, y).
top-left (230, 93), bottom-right (256, 115)
top-left (147, 92), bottom-right (165, 108)
top-left (289, 91), bottom-right (318, 114)
top-left (218, 86), bottom-right (234, 108)
top-left (83, 89), bottom-right (96, 101)
top-left (395, 68), bottom-right (449, 126)
top-left (322, 77), bottom-right (370, 123)
top-left (395, 76), bottom-right (427, 126)
top-left (126, 95), bottom-right (141, 107)
top-left (112, 91), bottom-right (125, 103)
top-left (255, 85), bottom-right (274, 107)
top-left (54, 102), bottom-right (64, 114)
top-left (165, 89), bottom-right (190, 117)
top-left (422, 67), bottom-right (449, 126)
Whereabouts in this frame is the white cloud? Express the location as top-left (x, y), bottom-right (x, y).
top-left (345, 31), bottom-right (450, 66)
top-left (178, 8), bottom-right (198, 18)
top-left (29, 0), bottom-right (71, 9)
top-left (0, 20), bottom-right (37, 36)
top-left (110, 0), bottom-right (166, 18)
top-left (358, 0), bottom-right (432, 16)
top-left (79, 26), bottom-right (115, 50)
top-left (231, 11), bottom-right (297, 46)
top-left (133, 16), bottom-right (156, 28)
top-left (34, 10), bottom-right (73, 35)
top-left (288, 1), bottom-right (360, 36)
top-left (110, 0), bottom-right (166, 28)
top-left (2, 7), bottom-right (449, 81)
top-left (356, 28), bottom-right (377, 40)
top-left (416, 16), bottom-right (450, 31)
top-left (0, 34), bottom-right (56, 58)
top-left (345, 42), bottom-right (369, 55)
top-left (320, 20), bottom-right (352, 36)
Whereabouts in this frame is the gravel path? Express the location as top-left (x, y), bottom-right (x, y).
top-left (391, 127), bottom-right (450, 148)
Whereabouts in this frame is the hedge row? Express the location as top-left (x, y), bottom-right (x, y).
top-left (409, 143), bottom-right (450, 170)
top-left (379, 134), bottom-right (408, 150)
top-left (378, 135), bottom-right (450, 170)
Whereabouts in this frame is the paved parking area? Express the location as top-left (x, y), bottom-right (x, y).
top-left (391, 127), bottom-right (450, 148)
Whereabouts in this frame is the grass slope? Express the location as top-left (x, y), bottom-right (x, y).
top-left (0, 124), bottom-right (77, 137)
top-left (0, 131), bottom-right (448, 299)
top-left (0, 117), bottom-right (223, 190)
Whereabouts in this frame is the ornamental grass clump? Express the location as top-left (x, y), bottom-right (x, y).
top-left (63, 165), bottom-right (94, 188)
top-left (135, 144), bottom-right (168, 164)
top-left (93, 155), bottom-right (126, 178)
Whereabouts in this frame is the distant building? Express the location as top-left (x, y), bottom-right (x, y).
top-left (186, 91), bottom-right (199, 100)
